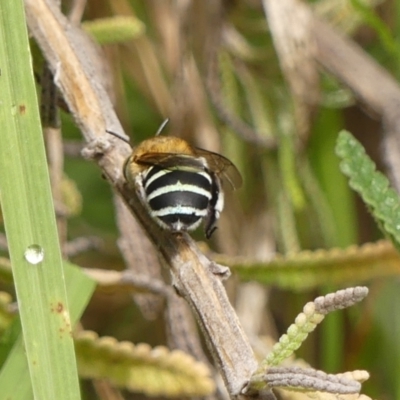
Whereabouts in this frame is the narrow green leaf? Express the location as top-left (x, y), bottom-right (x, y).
top-left (276, 189), bottom-right (301, 253)
top-left (279, 133), bottom-right (306, 211)
top-left (75, 330), bottom-right (215, 398)
top-left (254, 287), bottom-right (367, 371)
top-left (299, 161), bottom-right (338, 248)
top-left (83, 16), bottom-right (145, 45)
top-left (309, 110), bottom-right (357, 248)
top-left (336, 130), bottom-right (400, 248)
top-left (0, 262), bottom-right (96, 399)
top-left (0, 1), bottom-right (89, 398)
top-left (225, 240), bottom-right (400, 290)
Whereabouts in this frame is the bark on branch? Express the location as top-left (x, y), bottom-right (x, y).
top-left (24, 0), bottom-right (383, 397)
top-left (24, 0), bottom-right (257, 396)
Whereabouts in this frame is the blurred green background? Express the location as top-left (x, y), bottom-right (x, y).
top-left (3, 0), bottom-right (400, 398)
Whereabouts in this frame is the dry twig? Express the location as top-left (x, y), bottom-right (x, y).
top-left (25, 0), bottom-right (257, 396)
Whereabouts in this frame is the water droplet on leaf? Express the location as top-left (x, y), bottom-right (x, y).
top-left (24, 245), bottom-right (44, 265)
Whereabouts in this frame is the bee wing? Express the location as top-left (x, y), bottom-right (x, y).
top-left (194, 148), bottom-right (242, 190)
top-left (134, 152), bottom-right (206, 171)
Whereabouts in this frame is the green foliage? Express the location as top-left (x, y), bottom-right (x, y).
top-left (309, 109), bottom-right (357, 247)
top-left (75, 330), bottom-right (215, 398)
top-left (229, 240), bottom-right (400, 290)
top-left (61, 174), bottom-right (83, 217)
top-left (248, 287), bottom-right (368, 395)
top-left (314, 0), bottom-right (384, 34)
top-left (350, 0), bottom-right (400, 70)
top-left (0, 258), bottom-right (13, 285)
top-left (279, 134), bottom-right (306, 212)
top-left (0, 292), bottom-right (14, 335)
top-left (261, 287), bottom-right (367, 368)
top-left (83, 16), bottom-right (146, 45)
top-left (0, 0), bottom-right (87, 398)
top-left (2, 0), bottom-right (400, 398)
top-left (0, 262), bottom-right (96, 399)
top-left (336, 131), bottom-right (400, 249)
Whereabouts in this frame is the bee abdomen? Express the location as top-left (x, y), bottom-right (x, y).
top-left (143, 166), bottom-right (213, 232)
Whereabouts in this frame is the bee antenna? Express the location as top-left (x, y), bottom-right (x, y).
top-left (106, 129), bottom-right (131, 144)
top-left (155, 118), bottom-right (169, 136)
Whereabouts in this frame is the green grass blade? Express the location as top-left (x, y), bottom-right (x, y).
top-left (0, 262), bottom-right (96, 399)
top-left (0, 1), bottom-right (85, 398)
top-left (336, 130), bottom-right (400, 248)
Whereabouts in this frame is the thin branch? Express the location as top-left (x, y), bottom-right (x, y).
top-left (0, 234), bottom-right (8, 251)
top-left (63, 236), bottom-right (102, 257)
top-left (24, 0), bottom-right (258, 396)
top-left (206, 35), bottom-right (276, 149)
top-left (84, 262), bottom-right (220, 371)
top-left (206, 51), bottom-right (276, 149)
top-left (312, 16), bottom-right (400, 116)
top-left (114, 195), bottom-right (164, 320)
top-left (41, 63), bottom-right (68, 251)
top-left (264, 366), bottom-right (362, 394)
top-left (67, 0), bottom-right (87, 25)
top-left (83, 268), bottom-right (169, 296)
top-left (164, 291), bottom-right (210, 364)
top-left (63, 140), bottom-right (85, 158)
top-left (311, 14), bottom-right (400, 191)
top-left (262, 0), bottom-right (320, 145)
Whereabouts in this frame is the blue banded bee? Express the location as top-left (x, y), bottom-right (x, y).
top-left (109, 127), bottom-right (242, 238)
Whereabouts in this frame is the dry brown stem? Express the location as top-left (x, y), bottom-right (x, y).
top-left (262, 0), bottom-right (320, 144)
top-left (263, 0), bottom-right (400, 189)
top-left (24, 0), bottom-right (382, 397)
top-left (311, 15), bottom-right (400, 190)
top-left (114, 195), bottom-right (164, 320)
top-left (24, 0), bottom-right (257, 396)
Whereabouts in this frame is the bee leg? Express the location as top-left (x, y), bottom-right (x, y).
top-left (205, 225), bottom-right (217, 239)
top-left (204, 175), bottom-right (224, 239)
top-left (204, 206), bottom-right (219, 239)
top-left (134, 174), bottom-right (147, 199)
